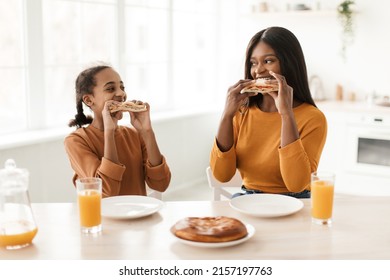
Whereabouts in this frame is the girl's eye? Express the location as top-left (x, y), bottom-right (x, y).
top-left (265, 59), bottom-right (273, 64)
top-left (250, 61), bottom-right (257, 67)
top-left (106, 87), bottom-right (115, 92)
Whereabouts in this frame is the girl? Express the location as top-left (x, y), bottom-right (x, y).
top-left (64, 64), bottom-right (171, 197)
top-left (210, 27), bottom-right (327, 198)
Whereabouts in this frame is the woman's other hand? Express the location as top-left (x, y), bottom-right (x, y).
top-left (268, 71), bottom-right (294, 115)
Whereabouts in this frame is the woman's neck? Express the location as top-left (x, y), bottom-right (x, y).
top-left (257, 95), bottom-right (277, 112)
top-left (257, 95), bottom-right (303, 112)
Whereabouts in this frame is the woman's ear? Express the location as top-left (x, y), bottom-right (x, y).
top-left (82, 95), bottom-right (93, 107)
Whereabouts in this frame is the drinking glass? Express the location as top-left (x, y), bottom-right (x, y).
top-left (76, 178), bottom-right (102, 234)
top-left (311, 172), bottom-right (335, 225)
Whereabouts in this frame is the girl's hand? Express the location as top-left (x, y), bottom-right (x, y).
top-left (224, 79), bottom-right (258, 117)
top-left (268, 71), bottom-right (294, 115)
top-left (102, 100), bottom-right (122, 131)
top-left (129, 100), bottom-right (152, 132)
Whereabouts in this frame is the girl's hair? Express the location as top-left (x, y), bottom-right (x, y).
top-left (68, 65), bottom-right (111, 128)
top-left (244, 26), bottom-right (316, 108)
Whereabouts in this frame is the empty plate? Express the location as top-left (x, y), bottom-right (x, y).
top-left (230, 194), bottom-right (304, 217)
top-left (102, 195), bottom-right (163, 219)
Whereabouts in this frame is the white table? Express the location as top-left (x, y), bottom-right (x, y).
top-left (1, 194), bottom-right (390, 259)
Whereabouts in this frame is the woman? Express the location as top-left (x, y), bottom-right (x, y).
top-left (64, 64), bottom-right (171, 197)
top-left (210, 27), bottom-right (327, 198)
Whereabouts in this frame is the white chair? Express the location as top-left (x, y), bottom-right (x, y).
top-left (206, 166), bottom-right (242, 201)
top-left (146, 187), bottom-right (162, 200)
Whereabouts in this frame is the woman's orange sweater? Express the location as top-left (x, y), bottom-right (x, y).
top-left (210, 103), bottom-right (327, 193)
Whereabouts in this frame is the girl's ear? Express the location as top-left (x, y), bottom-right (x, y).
top-left (82, 95), bottom-right (93, 107)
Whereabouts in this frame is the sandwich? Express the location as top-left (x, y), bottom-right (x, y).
top-left (240, 78), bottom-right (278, 94)
top-left (109, 101), bottom-right (147, 113)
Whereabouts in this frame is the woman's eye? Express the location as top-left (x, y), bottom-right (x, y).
top-left (265, 59), bottom-right (273, 64)
top-left (106, 87), bottom-right (115, 92)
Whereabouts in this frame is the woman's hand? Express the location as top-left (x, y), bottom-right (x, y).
top-left (129, 100), bottom-right (152, 132)
top-left (268, 71), bottom-right (294, 115)
top-left (268, 71), bottom-right (299, 147)
top-left (224, 79), bottom-right (258, 118)
top-left (102, 100), bottom-right (123, 131)
top-left (215, 79), bottom-right (257, 152)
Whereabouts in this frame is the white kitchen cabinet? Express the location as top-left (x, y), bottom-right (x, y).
top-left (317, 109), bottom-right (347, 175)
top-left (317, 101), bottom-right (390, 196)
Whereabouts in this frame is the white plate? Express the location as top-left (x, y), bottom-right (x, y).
top-left (229, 194), bottom-right (304, 218)
top-left (172, 224), bottom-right (255, 248)
top-left (102, 195), bottom-right (163, 219)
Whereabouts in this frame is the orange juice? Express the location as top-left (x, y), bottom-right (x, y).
top-left (0, 220), bottom-right (38, 249)
top-left (311, 180), bottom-right (334, 220)
top-left (78, 189), bottom-right (101, 228)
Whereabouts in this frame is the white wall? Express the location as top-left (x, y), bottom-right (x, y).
top-left (226, 0), bottom-right (390, 101)
top-left (0, 111), bottom-right (221, 202)
top-left (0, 138), bottom-right (76, 202)
top-left (2, 0), bottom-right (390, 201)
top-left (303, 0), bottom-right (390, 100)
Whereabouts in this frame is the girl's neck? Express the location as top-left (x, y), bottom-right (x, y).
top-left (91, 118), bottom-right (104, 131)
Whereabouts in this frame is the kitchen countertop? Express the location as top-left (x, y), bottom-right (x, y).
top-left (316, 100), bottom-right (390, 115)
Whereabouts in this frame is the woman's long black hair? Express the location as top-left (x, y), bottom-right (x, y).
top-left (244, 26), bottom-right (316, 107)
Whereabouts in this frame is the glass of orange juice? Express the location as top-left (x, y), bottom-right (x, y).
top-left (76, 178), bottom-right (102, 234)
top-left (311, 172), bottom-right (335, 225)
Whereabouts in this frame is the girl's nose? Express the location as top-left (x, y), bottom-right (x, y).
top-left (115, 90), bottom-right (126, 102)
top-left (116, 90), bottom-right (125, 97)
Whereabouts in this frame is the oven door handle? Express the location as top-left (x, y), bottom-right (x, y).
top-left (358, 131), bottom-right (390, 139)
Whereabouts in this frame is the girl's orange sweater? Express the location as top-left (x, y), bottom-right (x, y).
top-left (64, 125), bottom-right (171, 198)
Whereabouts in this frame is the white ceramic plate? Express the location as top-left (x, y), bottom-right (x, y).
top-left (230, 194), bottom-right (304, 218)
top-left (172, 224), bottom-right (255, 248)
top-left (102, 195), bottom-right (163, 220)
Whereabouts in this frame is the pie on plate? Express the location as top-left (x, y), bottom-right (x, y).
top-left (170, 216), bottom-right (248, 243)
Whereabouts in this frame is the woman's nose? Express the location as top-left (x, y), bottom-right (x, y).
top-left (254, 63), bottom-right (266, 74)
